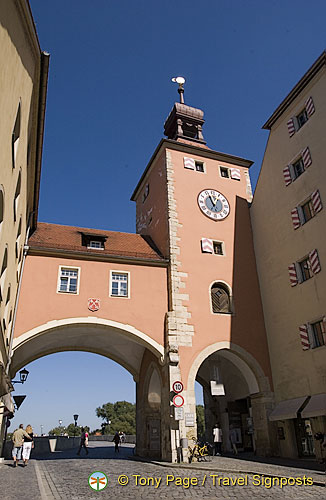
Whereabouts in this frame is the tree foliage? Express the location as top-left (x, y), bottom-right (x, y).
top-left (196, 405), bottom-right (205, 438)
top-left (48, 424), bottom-right (89, 437)
top-left (96, 401), bottom-right (136, 434)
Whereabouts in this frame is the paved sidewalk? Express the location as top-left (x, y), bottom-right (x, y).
top-left (0, 443), bottom-right (324, 499)
top-left (150, 452), bottom-right (326, 486)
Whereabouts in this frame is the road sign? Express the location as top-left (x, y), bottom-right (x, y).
top-left (174, 407), bottom-right (184, 420)
top-left (172, 394), bottom-right (184, 407)
top-left (172, 381), bottom-right (184, 393)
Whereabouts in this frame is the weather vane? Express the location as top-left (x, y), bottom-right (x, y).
top-left (172, 76), bottom-right (186, 104)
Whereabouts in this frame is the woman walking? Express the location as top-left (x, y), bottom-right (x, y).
top-left (22, 424), bottom-right (34, 466)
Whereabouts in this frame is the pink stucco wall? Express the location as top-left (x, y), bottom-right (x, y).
top-left (15, 255), bottom-right (168, 346)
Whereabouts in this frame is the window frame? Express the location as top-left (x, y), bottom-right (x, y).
top-left (195, 161), bottom-right (205, 173)
top-left (300, 198), bottom-right (315, 224)
top-left (298, 257), bottom-right (313, 283)
top-left (219, 166), bottom-right (230, 178)
top-left (209, 280), bottom-right (232, 315)
top-left (57, 265), bottom-right (81, 295)
top-left (213, 241), bottom-right (224, 255)
top-left (296, 108), bottom-right (308, 130)
top-left (309, 319), bottom-right (326, 349)
top-left (88, 240), bottom-right (104, 250)
top-left (109, 270), bottom-right (130, 299)
top-left (292, 157), bottom-right (305, 180)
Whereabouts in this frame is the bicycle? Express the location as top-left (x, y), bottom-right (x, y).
top-left (188, 438), bottom-right (212, 463)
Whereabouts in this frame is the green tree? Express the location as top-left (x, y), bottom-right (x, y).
top-left (96, 401), bottom-right (136, 434)
top-left (196, 405), bottom-right (205, 438)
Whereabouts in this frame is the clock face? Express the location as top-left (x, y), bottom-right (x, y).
top-left (198, 189), bottom-right (230, 220)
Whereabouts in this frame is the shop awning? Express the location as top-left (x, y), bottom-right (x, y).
top-left (301, 394), bottom-right (326, 418)
top-left (269, 396), bottom-right (308, 421)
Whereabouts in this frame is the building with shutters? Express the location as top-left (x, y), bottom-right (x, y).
top-left (251, 51), bottom-right (326, 460)
top-left (0, 0), bottom-right (49, 453)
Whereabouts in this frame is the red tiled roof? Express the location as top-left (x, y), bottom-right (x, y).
top-left (29, 223), bottom-right (164, 261)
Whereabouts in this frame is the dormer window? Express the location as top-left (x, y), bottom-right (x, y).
top-left (88, 240), bottom-right (104, 250)
top-left (80, 232), bottom-right (107, 250)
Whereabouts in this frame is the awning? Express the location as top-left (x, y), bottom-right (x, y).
top-left (301, 394), bottom-right (326, 418)
top-left (269, 396), bottom-right (308, 421)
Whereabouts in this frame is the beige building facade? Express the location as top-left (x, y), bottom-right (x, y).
top-left (251, 52), bottom-right (326, 459)
top-left (0, 0), bottom-right (49, 452)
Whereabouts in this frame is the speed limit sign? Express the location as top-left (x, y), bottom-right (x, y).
top-left (172, 381), bottom-right (184, 393)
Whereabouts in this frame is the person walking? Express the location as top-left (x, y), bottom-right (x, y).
top-left (229, 426), bottom-right (238, 455)
top-left (113, 431), bottom-right (120, 453)
top-left (77, 427), bottom-right (89, 456)
top-left (22, 424), bottom-right (34, 466)
top-left (213, 423), bottom-right (223, 456)
top-left (12, 424), bottom-right (32, 467)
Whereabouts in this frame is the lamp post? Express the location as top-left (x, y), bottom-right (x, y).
top-left (41, 425), bottom-right (44, 436)
top-left (73, 414), bottom-right (78, 438)
top-left (58, 419), bottom-right (63, 436)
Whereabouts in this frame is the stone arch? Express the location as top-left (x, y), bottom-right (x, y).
top-left (11, 317), bottom-right (165, 381)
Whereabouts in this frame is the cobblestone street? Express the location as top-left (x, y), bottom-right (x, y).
top-left (0, 442), bottom-right (325, 499)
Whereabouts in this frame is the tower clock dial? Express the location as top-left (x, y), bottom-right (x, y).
top-left (198, 189), bottom-right (230, 220)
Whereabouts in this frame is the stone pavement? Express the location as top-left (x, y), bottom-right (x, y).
top-left (0, 442), bottom-right (324, 499)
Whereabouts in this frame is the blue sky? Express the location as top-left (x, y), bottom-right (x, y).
top-left (10, 0), bottom-right (326, 433)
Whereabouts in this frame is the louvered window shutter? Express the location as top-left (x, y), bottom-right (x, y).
top-left (305, 97), bottom-right (315, 117)
top-left (299, 324), bottom-right (310, 350)
top-left (230, 168), bottom-right (241, 180)
top-left (287, 119), bottom-right (295, 137)
top-left (311, 190), bottom-right (323, 213)
top-left (309, 249), bottom-right (321, 274)
top-left (201, 238), bottom-right (213, 253)
top-left (184, 157), bottom-right (195, 169)
top-left (288, 263), bottom-right (298, 286)
top-left (291, 207), bottom-right (300, 229)
top-left (302, 147), bottom-right (312, 168)
top-left (283, 166), bottom-right (292, 186)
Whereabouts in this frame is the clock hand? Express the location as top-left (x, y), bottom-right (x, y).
top-left (209, 195), bottom-right (217, 206)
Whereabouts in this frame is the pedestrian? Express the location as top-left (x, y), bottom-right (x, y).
top-left (213, 423), bottom-right (222, 456)
top-left (12, 424), bottom-right (32, 467)
top-left (229, 426), bottom-right (238, 455)
top-left (113, 431), bottom-right (120, 452)
top-left (314, 432), bottom-right (326, 471)
top-left (77, 427), bottom-right (89, 456)
top-left (22, 424), bottom-right (34, 467)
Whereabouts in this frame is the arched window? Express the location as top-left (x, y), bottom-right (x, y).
top-left (211, 282), bottom-right (231, 313)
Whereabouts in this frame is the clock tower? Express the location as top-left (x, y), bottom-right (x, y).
top-left (132, 84), bottom-right (275, 461)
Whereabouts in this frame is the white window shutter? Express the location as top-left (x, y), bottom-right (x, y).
top-left (230, 168), bottom-right (241, 180)
top-left (287, 118), bottom-right (295, 137)
top-left (283, 166), bottom-right (292, 186)
top-left (291, 207), bottom-right (300, 229)
top-left (299, 324), bottom-right (310, 350)
top-left (309, 249), bottom-right (321, 274)
top-left (184, 157), bottom-right (195, 169)
top-left (288, 263), bottom-right (298, 286)
top-left (311, 190), bottom-right (323, 213)
top-left (305, 97), bottom-right (315, 117)
top-left (201, 238), bottom-right (213, 253)
top-left (302, 147), bottom-right (312, 168)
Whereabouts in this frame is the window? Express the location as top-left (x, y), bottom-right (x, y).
top-left (301, 199), bottom-right (315, 223)
top-left (293, 158), bottom-right (305, 179)
top-left (58, 267), bottom-right (79, 293)
top-left (297, 109), bottom-right (308, 129)
top-left (12, 103), bottom-right (21, 168)
top-left (213, 242), bottom-right (223, 255)
top-left (88, 240), bottom-right (104, 250)
top-left (0, 247), bottom-right (8, 302)
top-left (220, 167), bottom-right (229, 178)
top-left (211, 283), bottom-right (231, 313)
top-left (195, 161), bottom-right (204, 172)
top-left (110, 272), bottom-right (129, 298)
top-left (311, 320), bottom-right (325, 348)
top-left (299, 257), bottom-right (313, 282)
top-left (0, 186), bottom-right (4, 238)
top-left (14, 171), bottom-right (21, 222)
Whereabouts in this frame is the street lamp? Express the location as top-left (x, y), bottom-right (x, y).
top-left (12, 368), bottom-right (29, 384)
top-left (73, 414), bottom-right (78, 438)
top-left (58, 420), bottom-right (63, 436)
